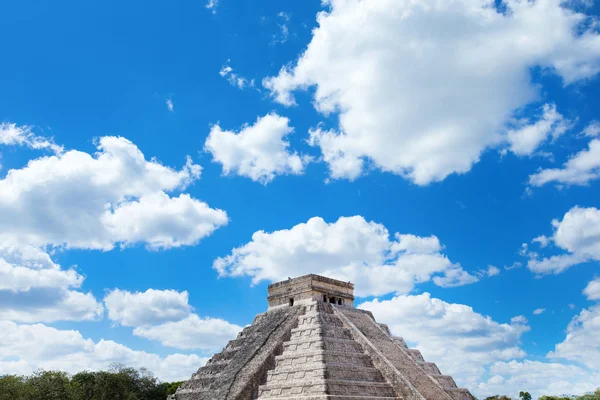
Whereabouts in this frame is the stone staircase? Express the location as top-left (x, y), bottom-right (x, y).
top-left (256, 301), bottom-right (401, 399)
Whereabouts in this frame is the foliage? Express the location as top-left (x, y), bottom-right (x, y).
top-left (0, 365), bottom-right (182, 400)
top-left (161, 381), bottom-right (184, 395)
top-left (484, 393), bottom-right (600, 400)
top-left (520, 392), bottom-right (532, 400)
top-left (539, 390), bottom-right (600, 400)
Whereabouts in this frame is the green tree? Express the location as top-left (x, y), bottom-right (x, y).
top-left (161, 381), bottom-right (184, 395)
top-left (1, 367), bottom-right (181, 400)
top-left (0, 375), bottom-right (32, 400)
top-left (485, 396), bottom-right (512, 400)
top-left (26, 370), bottom-right (73, 400)
top-left (520, 391), bottom-right (532, 400)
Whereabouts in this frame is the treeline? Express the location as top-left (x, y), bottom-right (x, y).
top-left (0, 365), bottom-right (183, 400)
top-left (485, 391), bottom-right (600, 400)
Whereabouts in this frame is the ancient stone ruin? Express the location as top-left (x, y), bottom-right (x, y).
top-left (172, 274), bottom-right (474, 400)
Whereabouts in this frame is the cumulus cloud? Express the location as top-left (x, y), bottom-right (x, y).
top-left (529, 124), bottom-right (600, 187)
top-left (0, 136), bottom-right (227, 251)
top-left (505, 104), bottom-right (573, 157)
top-left (166, 98), bottom-right (174, 112)
top-left (104, 289), bottom-right (192, 327)
top-left (525, 206), bottom-right (600, 274)
top-left (104, 288), bottom-right (241, 350)
top-left (477, 360), bottom-right (600, 399)
top-left (548, 304), bottom-right (600, 369)
top-left (264, 0), bottom-right (600, 185)
top-left (133, 314), bottom-right (242, 350)
top-left (205, 113), bottom-right (311, 184)
top-left (533, 308), bottom-right (546, 315)
top-left (0, 243), bottom-right (102, 323)
top-left (583, 277), bottom-right (600, 300)
top-left (0, 320), bottom-right (205, 382)
top-left (358, 294), bottom-right (529, 391)
top-left (214, 215), bottom-right (477, 297)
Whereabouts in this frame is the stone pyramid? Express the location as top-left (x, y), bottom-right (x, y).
top-left (172, 274), bottom-right (473, 400)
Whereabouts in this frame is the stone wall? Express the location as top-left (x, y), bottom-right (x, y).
top-left (267, 275), bottom-right (354, 309)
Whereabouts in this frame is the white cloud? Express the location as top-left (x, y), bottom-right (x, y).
top-left (477, 360), bottom-right (600, 399)
top-left (166, 98), bottom-right (174, 112)
top-left (529, 135), bottom-right (600, 187)
top-left (533, 308), bottom-right (546, 315)
top-left (548, 304), bottom-right (600, 369)
top-left (264, 0), bottom-right (600, 185)
top-left (219, 61), bottom-right (254, 89)
top-left (205, 0), bottom-right (218, 14)
top-left (477, 265), bottom-right (501, 278)
top-left (0, 136), bottom-right (227, 251)
top-left (104, 288), bottom-right (241, 351)
top-left (583, 277), bottom-right (600, 300)
top-left (583, 121), bottom-right (600, 137)
top-left (358, 294), bottom-right (529, 392)
top-left (505, 104), bottom-right (573, 157)
top-left (0, 122), bottom-right (63, 154)
top-left (532, 235), bottom-right (551, 247)
top-left (214, 216), bottom-right (477, 297)
top-left (104, 289), bottom-right (192, 327)
top-left (102, 192), bottom-right (227, 250)
top-left (526, 206), bottom-right (600, 274)
top-left (0, 320), bottom-right (205, 382)
top-left (205, 113), bottom-right (310, 184)
top-left (271, 12), bottom-right (290, 45)
top-left (133, 314), bottom-right (242, 350)
top-left (0, 243), bottom-right (103, 323)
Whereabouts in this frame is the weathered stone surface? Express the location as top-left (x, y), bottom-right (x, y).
top-left (268, 275), bottom-right (355, 309)
top-left (172, 274), bottom-right (473, 400)
top-left (174, 306), bottom-right (303, 400)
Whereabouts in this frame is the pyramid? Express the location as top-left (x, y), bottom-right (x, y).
top-left (172, 274), bottom-right (474, 400)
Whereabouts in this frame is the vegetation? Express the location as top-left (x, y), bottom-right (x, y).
top-left (520, 392), bottom-right (532, 400)
top-left (484, 390), bottom-right (600, 400)
top-left (0, 365), bottom-right (184, 400)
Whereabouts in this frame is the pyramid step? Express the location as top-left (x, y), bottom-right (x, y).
top-left (417, 361), bottom-right (440, 375)
top-left (298, 314), bottom-right (345, 328)
top-left (283, 337), bottom-right (364, 353)
top-left (259, 379), bottom-right (397, 399)
top-left (274, 349), bottom-right (374, 369)
top-left (257, 396), bottom-right (399, 400)
top-left (404, 349), bottom-right (424, 362)
top-left (267, 364), bottom-right (387, 384)
top-left (327, 379), bottom-right (397, 397)
top-left (191, 359), bottom-right (230, 376)
top-left (391, 337), bottom-right (408, 349)
top-left (446, 387), bottom-right (474, 400)
top-left (431, 374), bottom-right (458, 389)
top-left (291, 325), bottom-right (353, 340)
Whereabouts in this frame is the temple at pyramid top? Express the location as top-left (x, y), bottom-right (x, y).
top-left (267, 274), bottom-right (355, 309)
top-left (172, 274), bottom-right (474, 400)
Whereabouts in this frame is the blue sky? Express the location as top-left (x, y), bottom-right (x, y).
top-left (1, 0), bottom-right (600, 398)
